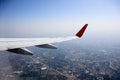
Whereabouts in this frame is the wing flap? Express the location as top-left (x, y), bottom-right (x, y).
top-left (36, 44), bottom-right (57, 49)
top-left (7, 48), bottom-right (33, 55)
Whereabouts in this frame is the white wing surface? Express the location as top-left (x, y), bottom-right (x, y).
top-left (0, 24), bottom-right (88, 55)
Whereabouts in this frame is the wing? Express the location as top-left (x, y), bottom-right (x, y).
top-left (0, 24), bottom-right (88, 55)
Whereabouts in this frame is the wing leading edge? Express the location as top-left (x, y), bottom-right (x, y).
top-left (0, 24), bottom-right (88, 55)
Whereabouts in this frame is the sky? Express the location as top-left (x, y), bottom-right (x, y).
top-left (0, 0), bottom-right (120, 43)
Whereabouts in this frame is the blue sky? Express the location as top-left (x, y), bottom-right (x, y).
top-left (0, 0), bottom-right (120, 41)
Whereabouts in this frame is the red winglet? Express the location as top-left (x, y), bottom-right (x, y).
top-left (76, 24), bottom-right (88, 38)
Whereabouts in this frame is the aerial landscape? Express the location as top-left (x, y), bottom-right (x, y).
top-left (0, 0), bottom-right (120, 80)
top-left (0, 39), bottom-right (120, 80)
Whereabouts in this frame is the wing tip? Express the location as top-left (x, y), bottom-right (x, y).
top-left (76, 24), bottom-right (88, 38)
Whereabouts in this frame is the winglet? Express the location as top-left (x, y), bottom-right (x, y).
top-left (76, 24), bottom-right (88, 38)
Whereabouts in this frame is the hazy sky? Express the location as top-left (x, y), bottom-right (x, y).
top-left (0, 0), bottom-right (120, 41)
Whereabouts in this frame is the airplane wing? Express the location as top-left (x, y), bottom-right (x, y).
top-left (0, 24), bottom-right (88, 55)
